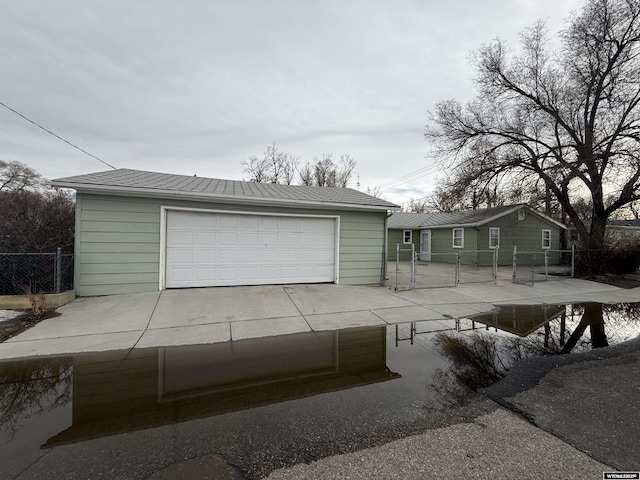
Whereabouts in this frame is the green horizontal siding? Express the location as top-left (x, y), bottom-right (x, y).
top-left (476, 211), bottom-right (562, 265)
top-left (338, 212), bottom-right (386, 285)
top-left (387, 229), bottom-right (420, 261)
top-left (75, 194), bottom-right (387, 295)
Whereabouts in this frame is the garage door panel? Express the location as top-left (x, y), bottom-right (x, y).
top-left (238, 250), bottom-right (258, 263)
top-left (195, 268), bottom-right (215, 281)
top-left (166, 211), bottom-right (335, 288)
top-left (218, 232), bottom-right (238, 245)
top-left (168, 231), bottom-right (193, 246)
top-left (195, 232), bottom-right (215, 245)
top-left (216, 249), bottom-right (237, 263)
top-left (240, 233), bottom-right (258, 246)
top-left (194, 250), bottom-right (216, 263)
top-left (168, 249), bottom-right (193, 264)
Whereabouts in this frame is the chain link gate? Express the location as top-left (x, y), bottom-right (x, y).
top-left (391, 245), bottom-right (498, 290)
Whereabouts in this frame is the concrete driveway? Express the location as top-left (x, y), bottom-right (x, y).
top-left (0, 279), bottom-right (638, 360)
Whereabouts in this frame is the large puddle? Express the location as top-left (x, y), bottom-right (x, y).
top-left (1, 302), bottom-right (639, 479)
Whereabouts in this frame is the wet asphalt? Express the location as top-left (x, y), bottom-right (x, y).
top-left (264, 335), bottom-right (640, 480)
top-left (23, 335), bottom-right (635, 480)
top-left (5, 326), bottom-right (639, 479)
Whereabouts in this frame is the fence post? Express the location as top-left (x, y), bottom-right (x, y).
top-left (493, 247), bottom-right (498, 284)
top-left (395, 244), bottom-right (400, 291)
top-left (455, 252), bottom-right (460, 287)
top-left (512, 246), bottom-right (517, 283)
top-left (410, 243), bottom-right (415, 289)
top-left (544, 250), bottom-right (549, 281)
top-left (531, 253), bottom-right (536, 287)
top-left (55, 247), bottom-right (62, 294)
top-left (571, 244), bottom-right (575, 278)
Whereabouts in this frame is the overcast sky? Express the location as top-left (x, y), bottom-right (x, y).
top-left (0, 0), bottom-right (583, 206)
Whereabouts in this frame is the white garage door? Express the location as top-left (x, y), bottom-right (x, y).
top-left (165, 211), bottom-right (336, 288)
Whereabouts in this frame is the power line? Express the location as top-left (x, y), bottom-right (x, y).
top-left (378, 163), bottom-right (440, 189)
top-left (0, 100), bottom-right (117, 170)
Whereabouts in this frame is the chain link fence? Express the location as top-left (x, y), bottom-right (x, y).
top-left (415, 253), bottom-right (458, 288)
top-left (458, 249), bottom-right (497, 285)
top-left (390, 245), bottom-right (497, 290)
top-left (0, 250), bottom-right (74, 295)
top-left (512, 246), bottom-right (575, 286)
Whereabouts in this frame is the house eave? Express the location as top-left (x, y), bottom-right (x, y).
top-left (51, 181), bottom-right (399, 212)
top-left (419, 206), bottom-right (566, 230)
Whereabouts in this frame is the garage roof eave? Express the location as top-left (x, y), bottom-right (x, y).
top-left (53, 182), bottom-right (398, 212)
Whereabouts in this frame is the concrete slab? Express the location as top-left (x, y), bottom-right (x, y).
top-left (600, 290), bottom-right (640, 303)
top-left (370, 305), bottom-right (447, 324)
top-left (283, 284), bottom-right (413, 315)
top-left (149, 286), bottom-right (300, 328)
top-left (491, 298), bottom-right (546, 305)
top-left (305, 310), bottom-right (386, 331)
top-left (231, 316), bottom-right (310, 341)
top-left (533, 279), bottom-right (620, 294)
top-left (454, 284), bottom-right (540, 303)
top-left (0, 331), bottom-right (143, 360)
top-left (135, 323), bottom-right (231, 349)
top-left (6, 293), bottom-right (159, 341)
top-left (391, 288), bottom-right (478, 306)
top-left (425, 303), bottom-right (495, 319)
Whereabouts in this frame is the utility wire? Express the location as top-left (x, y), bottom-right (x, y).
top-left (0, 100), bottom-right (117, 170)
top-left (378, 163), bottom-right (440, 189)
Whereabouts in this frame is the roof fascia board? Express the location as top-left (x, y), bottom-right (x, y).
top-left (52, 182), bottom-right (399, 212)
top-left (420, 206), bottom-right (566, 230)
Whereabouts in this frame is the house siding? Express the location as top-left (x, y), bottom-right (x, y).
top-left (387, 229), bottom-right (420, 261)
top-left (429, 228), bottom-right (479, 263)
top-left (75, 194), bottom-right (386, 296)
top-left (475, 211), bottom-right (561, 265)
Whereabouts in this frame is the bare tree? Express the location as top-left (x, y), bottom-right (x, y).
top-left (241, 143), bottom-right (298, 184)
top-left (405, 197), bottom-right (430, 213)
top-left (365, 186), bottom-right (386, 199)
top-left (336, 154), bottom-right (356, 188)
top-left (0, 189), bottom-right (75, 253)
top-left (0, 160), bottom-right (43, 191)
top-left (299, 153), bottom-right (357, 187)
top-left (426, 0), bottom-right (640, 269)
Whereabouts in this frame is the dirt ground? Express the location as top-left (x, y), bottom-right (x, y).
top-left (0, 311), bottom-right (58, 342)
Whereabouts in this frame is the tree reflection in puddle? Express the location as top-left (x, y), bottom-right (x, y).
top-left (0, 357), bottom-right (72, 441)
top-left (429, 302), bottom-right (640, 406)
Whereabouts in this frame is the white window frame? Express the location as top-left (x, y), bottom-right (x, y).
top-left (403, 230), bottom-right (412, 244)
top-left (542, 229), bottom-right (551, 249)
top-left (452, 228), bottom-right (464, 248)
top-left (489, 227), bottom-right (500, 249)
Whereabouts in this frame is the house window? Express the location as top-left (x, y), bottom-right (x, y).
top-left (403, 230), bottom-right (412, 244)
top-left (489, 227), bottom-right (500, 249)
top-left (542, 229), bottom-right (551, 249)
top-left (452, 228), bottom-right (464, 248)
top-left (517, 210), bottom-right (526, 221)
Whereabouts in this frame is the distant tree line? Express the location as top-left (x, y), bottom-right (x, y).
top-left (0, 160), bottom-right (74, 253)
top-left (241, 143), bottom-right (356, 187)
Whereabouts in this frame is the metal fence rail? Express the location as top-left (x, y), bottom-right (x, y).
top-left (0, 249), bottom-right (74, 295)
top-left (458, 249), bottom-right (497, 286)
top-left (512, 246), bottom-right (575, 286)
top-left (415, 253), bottom-right (458, 288)
top-left (390, 245), bottom-right (498, 290)
top-left (394, 245), bottom-right (415, 290)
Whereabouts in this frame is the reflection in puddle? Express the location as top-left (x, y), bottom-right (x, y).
top-left (0, 302), bottom-right (639, 473)
top-left (426, 303), bottom-right (640, 405)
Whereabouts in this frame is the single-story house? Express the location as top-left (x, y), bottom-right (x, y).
top-left (387, 205), bottom-right (566, 265)
top-left (52, 169), bottom-right (399, 296)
